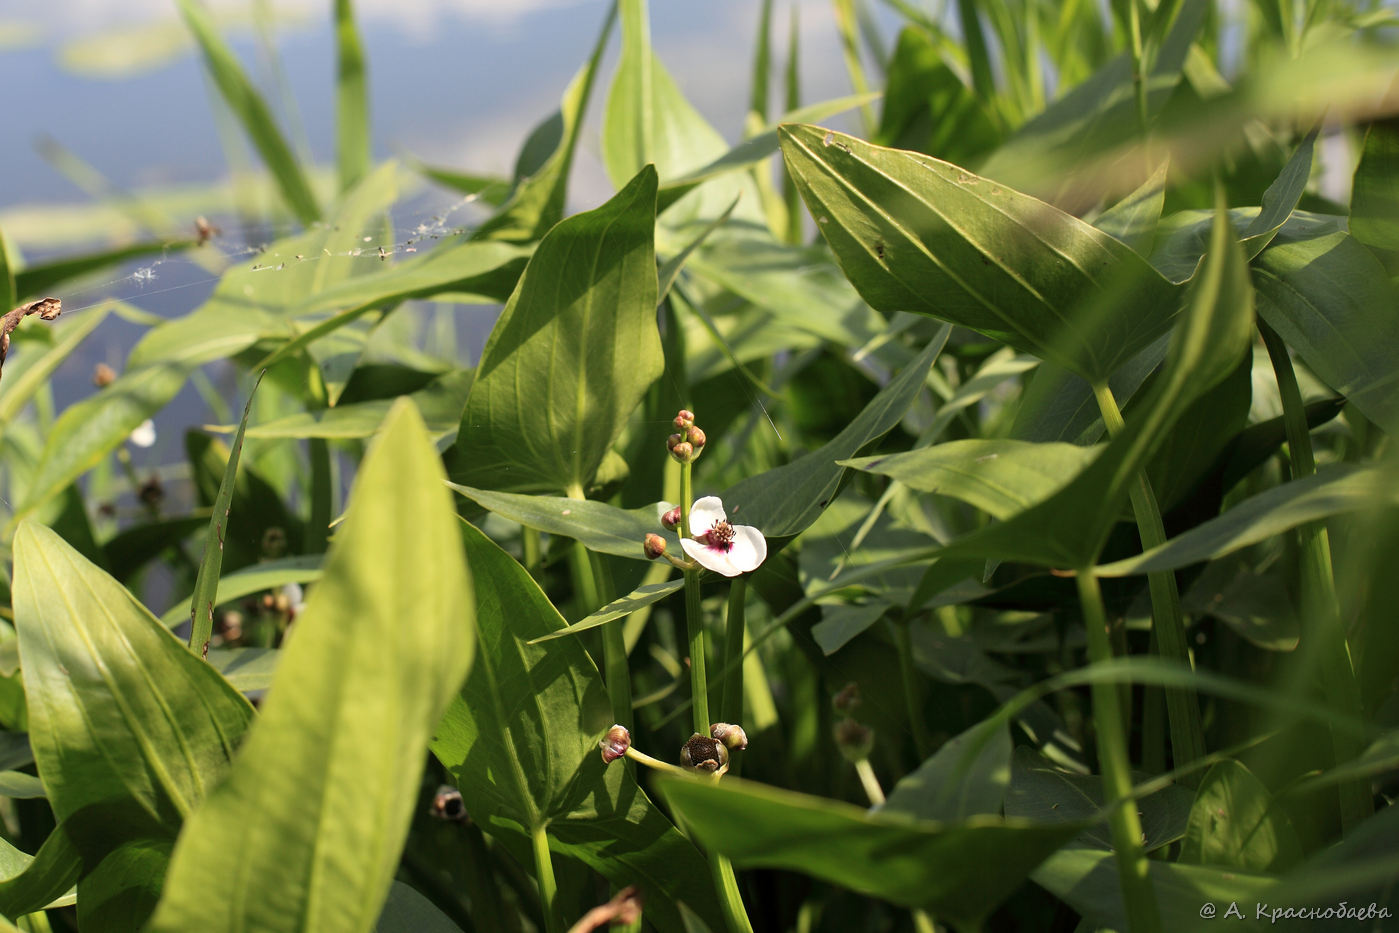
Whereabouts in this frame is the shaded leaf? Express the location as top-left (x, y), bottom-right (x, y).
top-left (431, 521), bottom-right (723, 933)
top-left (1180, 760), bottom-right (1300, 872)
top-left (449, 485), bottom-right (666, 561)
top-left (530, 579), bottom-right (684, 644)
top-left (1349, 117), bottom-right (1399, 273)
top-left (883, 720), bottom-right (1011, 822)
top-left (658, 774), bottom-right (1082, 930)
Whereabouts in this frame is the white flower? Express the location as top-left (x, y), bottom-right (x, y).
top-left (129, 419), bottom-right (156, 448)
top-left (679, 496), bottom-right (766, 577)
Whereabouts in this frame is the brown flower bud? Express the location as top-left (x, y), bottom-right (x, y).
top-left (643, 534), bottom-right (667, 560)
top-left (93, 363), bottom-right (117, 388)
top-left (833, 682), bottom-right (861, 714)
top-left (661, 506), bottom-right (682, 531)
top-left (600, 724), bottom-right (632, 764)
top-left (668, 441), bottom-right (694, 463)
top-left (681, 733), bottom-right (730, 776)
top-left (710, 722), bottom-right (748, 751)
top-left (138, 475), bottom-right (163, 509)
top-left (834, 718), bottom-right (874, 763)
top-left (430, 785), bottom-right (468, 822)
top-left (686, 425), bottom-right (706, 449)
top-left (673, 410), bottom-right (695, 430)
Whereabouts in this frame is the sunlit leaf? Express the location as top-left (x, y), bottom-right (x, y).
top-left (147, 400), bottom-right (474, 933)
top-left (1180, 760), bottom-right (1301, 872)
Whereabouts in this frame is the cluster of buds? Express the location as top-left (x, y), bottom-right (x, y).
top-left (833, 682), bottom-right (875, 763)
top-left (600, 722), bottom-right (749, 781)
top-left (666, 409), bottom-right (707, 464)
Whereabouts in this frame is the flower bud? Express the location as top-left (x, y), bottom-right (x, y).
top-left (681, 733), bottom-right (730, 775)
top-left (643, 534), bottom-right (667, 560)
top-left (661, 506), bottom-right (682, 531)
top-left (686, 425), bottom-right (706, 449)
top-left (673, 410), bottom-right (695, 430)
top-left (668, 441), bottom-right (694, 463)
top-left (834, 718), bottom-right (874, 763)
top-left (600, 724), bottom-right (632, 764)
top-left (93, 363), bottom-right (117, 388)
top-left (430, 785), bottom-right (468, 822)
top-left (833, 682), bottom-right (861, 714)
top-left (710, 722), bottom-right (748, 751)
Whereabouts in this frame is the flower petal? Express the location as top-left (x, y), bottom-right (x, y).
top-left (680, 537), bottom-right (743, 577)
top-left (688, 496), bottom-right (727, 535)
top-left (726, 525), bottom-right (768, 573)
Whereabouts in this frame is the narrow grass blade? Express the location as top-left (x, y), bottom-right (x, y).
top-left (174, 0), bottom-right (320, 224)
top-left (188, 371), bottom-right (264, 657)
top-left (334, 0), bottom-right (371, 193)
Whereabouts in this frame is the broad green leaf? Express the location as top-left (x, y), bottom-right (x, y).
top-left (1239, 129), bottom-right (1316, 258)
top-left (876, 26), bottom-right (999, 165)
top-left (1092, 162), bottom-right (1168, 256)
top-left (175, 0), bottom-right (319, 223)
top-left (127, 163), bottom-right (400, 373)
top-left (78, 838), bottom-right (171, 933)
top-left (333, 0), bottom-right (370, 193)
top-left (780, 124), bottom-right (1181, 382)
top-left (0, 772), bottom-right (44, 798)
top-left (207, 647), bottom-right (279, 693)
top-left (240, 369), bottom-right (471, 440)
top-left (471, 6), bottom-right (614, 243)
top-left (1180, 760), bottom-right (1300, 872)
top-left (722, 333), bottom-right (945, 538)
top-left (657, 774), bottom-right (1082, 930)
top-left (843, 439), bottom-right (1099, 520)
top-left (529, 579), bottom-right (684, 644)
top-left (189, 372), bottom-right (263, 656)
top-left (939, 201), bottom-right (1253, 567)
top-left (1008, 339), bottom-right (1163, 444)
top-left (0, 826), bottom-right (82, 918)
top-left (446, 167), bottom-right (661, 495)
top-left (158, 555), bottom-right (322, 628)
top-left (1253, 223), bottom-right (1399, 434)
top-left (11, 521), bottom-right (254, 836)
top-left (147, 400), bottom-right (474, 933)
top-left (1097, 465), bottom-right (1397, 576)
top-left (1350, 117), bottom-right (1399, 273)
top-left (375, 881), bottom-right (464, 933)
top-left (0, 306), bottom-right (109, 427)
top-left (1005, 746), bottom-right (1194, 852)
top-left (448, 486), bottom-right (666, 561)
top-left (431, 521), bottom-right (723, 933)
top-left (1032, 848), bottom-right (1274, 932)
top-left (10, 363), bottom-right (187, 526)
top-left (1142, 357), bottom-right (1252, 512)
top-left (883, 720), bottom-right (1011, 822)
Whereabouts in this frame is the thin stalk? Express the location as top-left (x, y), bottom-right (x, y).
top-left (566, 484), bottom-right (631, 727)
top-left (1077, 571), bottom-right (1162, 933)
top-left (1128, 0), bottom-right (1148, 129)
top-left (680, 462), bottom-right (710, 732)
top-left (530, 823), bottom-right (561, 933)
top-left (831, 0), bottom-right (876, 133)
top-left (893, 616), bottom-right (931, 760)
top-left (721, 579), bottom-right (747, 724)
top-left (305, 366), bottom-right (333, 553)
top-left (1258, 321), bottom-right (1372, 830)
top-left (1092, 381), bottom-right (1206, 773)
top-left (854, 759), bottom-right (885, 806)
top-left (523, 526), bottom-right (542, 579)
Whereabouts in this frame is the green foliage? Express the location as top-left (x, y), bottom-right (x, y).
top-left (6, 1), bottom-right (1399, 930)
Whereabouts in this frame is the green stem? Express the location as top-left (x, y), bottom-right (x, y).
top-left (711, 853), bottom-right (755, 933)
top-left (1092, 381), bottom-right (1206, 773)
top-left (566, 485), bottom-right (631, 728)
top-left (680, 462), bottom-right (710, 733)
top-left (305, 365), bottom-right (333, 553)
top-left (1127, 0), bottom-right (1148, 129)
top-left (721, 579), bottom-right (747, 724)
top-left (530, 823), bottom-right (560, 933)
top-left (894, 616), bottom-right (931, 760)
top-left (1077, 571), bottom-right (1162, 933)
top-left (522, 526), bottom-right (542, 579)
top-left (854, 758), bottom-right (885, 806)
top-left (1258, 321), bottom-right (1372, 831)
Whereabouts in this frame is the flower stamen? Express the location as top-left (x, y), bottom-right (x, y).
top-left (701, 521), bottom-right (736, 551)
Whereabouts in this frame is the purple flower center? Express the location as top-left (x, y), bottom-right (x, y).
top-left (700, 521), bottom-right (736, 552)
